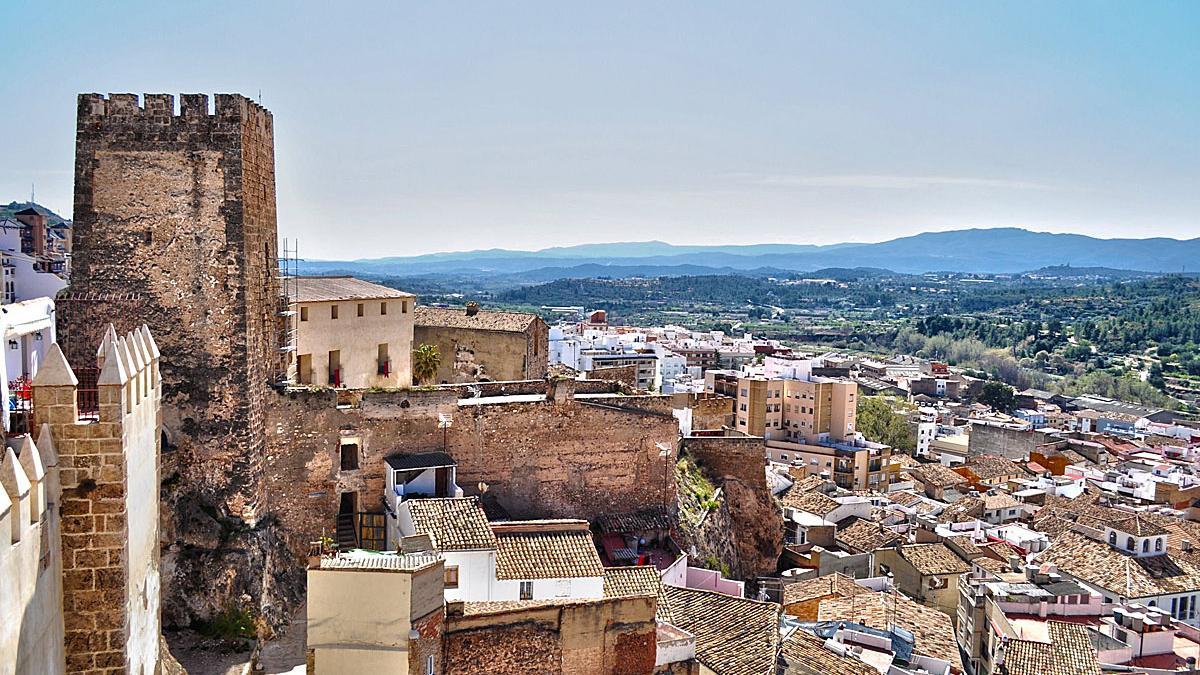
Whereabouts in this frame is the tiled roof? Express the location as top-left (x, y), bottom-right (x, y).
top-left (404, 497), bottom-right (497, 552)
top-left (983, 493), bottom-right (1022, 510)
top-left (965, 454), bottom-right (1028, 480)
top-left (493, 521), bottom-right (604, 580)
top-left (294, 275), bottom-right (414, 302)
top-left (937, 496), bottom-right (985, 524)
top-left (1036, 531), bottom-right (1200, 598)
top-left (910, 463), bottom-right (968, 488)
top-left (899, 543), bottom-right (970, 576)
top-left (782, 573), bottom-right (872, 607)
top-left (603, 565), bottom-right (671, 622)
top-left (596, 506), bottom-right (675, 534)
top-left (1000, 621), bottom-right (1101, 675)
top-left (886, 490), bottom-right (925, 507)
top-left (787, 473), bottom-right (829, 494)
top-left (414, 306), bottom-right (539, 333)
top-left (663, 585), bottom-right (781, 675)
top-left (835, 518), bottom-right (902, 554)
top-left (817, 591), bottom-right (961, 672)
top-left (781, 490), bottom-right (840, 517)
top-left (779, 628), bottom-right (876, 675)
top-left (1111, 513), bottom-right (1168, 537)
top-left (318, 551), bottom-right (441, 572)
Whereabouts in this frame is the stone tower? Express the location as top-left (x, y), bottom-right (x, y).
top-left (60, 93), bottom-right (290, 624)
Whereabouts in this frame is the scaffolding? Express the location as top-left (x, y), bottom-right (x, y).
top-left (274, 237), bottom-right (300, 386)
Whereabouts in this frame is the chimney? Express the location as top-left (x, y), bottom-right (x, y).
top-left (1183, 540), bottom-right (1193, 553)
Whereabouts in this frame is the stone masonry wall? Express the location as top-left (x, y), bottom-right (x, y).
top-left (442, 596), bottom-right (656, 675)
top-left (413, 326), bottom-right (533, 384)
top-left (64, 93), bottom-right (292, 626)
top-left (265, 390), bottom-right (679, 559)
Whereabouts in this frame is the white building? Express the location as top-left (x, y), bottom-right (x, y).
top-left (1, 297), bottom-right (56, 434)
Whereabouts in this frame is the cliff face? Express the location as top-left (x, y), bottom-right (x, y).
top-left (675, 440), bottom-right (783, 580)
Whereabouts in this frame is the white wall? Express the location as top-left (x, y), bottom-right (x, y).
top-left (492, 576), bottom-right (604, 601)
top-left (443, 550), bottom-right (496, 602)
top-left (123, 355), bottom-right (162, 674)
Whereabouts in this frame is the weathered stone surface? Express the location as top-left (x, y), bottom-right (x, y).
top-left (62, 93), bottom-right (298, 626)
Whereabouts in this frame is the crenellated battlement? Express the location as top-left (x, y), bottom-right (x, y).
top-left (77, 92), bottom-right (272, 126)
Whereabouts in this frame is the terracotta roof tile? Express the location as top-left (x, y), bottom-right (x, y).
top-left (493, 521), bottom-right (604, 580)
top-left (603, 565), bottom-right (671, 623)
top-left (817, 591), bottom-right (961, 672)
top-left (404, 497), bottom-right (496, 551)
top-left (910, 463), bottom-right (968, 488)
top-left (1000, 621), bottom-right (1101, 675)
top-left (779, 628), bottom-right (876, 675)
top-left (1036, 531), bottom-right (1200, 598)
top-left (835, 518), bottom-right (902, 554)
top-left (663, 585), bottom-right (781, 675)
top-left (782, 573), bottom-right (872, 607)
top-left (898, 543), bottom-right (971, 576)
top-left (781, 490), bottom-right (840, 517)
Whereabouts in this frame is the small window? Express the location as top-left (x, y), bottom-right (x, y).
top-left (340, 441), bottom-right (360, 471)
top-left (381, 302), bottom-right (388, 315)
top-left (357, 303), bottom-right (364, 317)
top-left (331, 304), bottom-right (339, 320)
top-left (426, 655), bottom-right (434, 675)
top-left (1127, 537), bottom-right (1135, 551)
top-left (519, 580), bottom-right (533, 600)
top-left (1109, 531), bottom-right (1117, 546)
top-left (402, 300), bottom-right (409, 314)
top-left (1143, 539), bottom-right (1150, 553)
top-left (1156, 538), bottom-right (1164, 552)
top-left (444, 565), bottom-right (459, 588)
top-left (300, 306), bottom-right (309, 322)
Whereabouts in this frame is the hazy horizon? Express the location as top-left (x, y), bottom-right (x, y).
top-left (4, 1), bottom-right (1197, 258)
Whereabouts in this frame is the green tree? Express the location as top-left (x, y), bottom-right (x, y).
top-left (855, 397), bottom-right (916, 453)
top-left (978, 380), bottom-right (1016, 413)
top-left (412, 343), bottom-right (441, 385)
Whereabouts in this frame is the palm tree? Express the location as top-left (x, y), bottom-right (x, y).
top-left (412, 343), bottom-right (441, 385)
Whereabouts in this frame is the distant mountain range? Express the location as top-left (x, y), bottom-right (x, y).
top-left (299, 228), bottom-right (1200, 279)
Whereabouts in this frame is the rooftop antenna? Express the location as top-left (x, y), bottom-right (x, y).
top-left (30, 182), bottom-right (35, 204)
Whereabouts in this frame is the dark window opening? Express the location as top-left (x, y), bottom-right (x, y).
top-left (340, 442), bottom-right (360, 471)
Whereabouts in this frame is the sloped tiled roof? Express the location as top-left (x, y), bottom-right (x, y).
top-left (294, 276), bottom-right (414, 302)
top-left (909, 463), bottom-right (968, 488)
top-left (937, 496), bottom-right (985, 524)
top-left (1036, 531), bottom-right (1200, 598)
top-left (983, 493), bottom-right (1022, 511)
top-left (965, 454), bottom-right (1028, 481)
top-left (404, 497), bottom-right (496, 552)
top-left (781, 490), bottom-right (840, 517)
top-left (493, 521), bottom-right (604, 580)
top-left (415, 306), bottom-right (539, 333)
top-left (898, 543), bottom-right (970, 576)
top-left (779, 628), bottom-right (876, 675)
top-left (835, 518), bottom-right (902, 554)
top-left (782, 572), bottom-right (872, 607)
top-left (818, 591), bottom-right (961, 672)
top-left (1000, 621), bottom-right (1101, 675)
top-left (603, 565), bottom-right (671, 622)
top-left (663, 585), bottom-right (781, 675)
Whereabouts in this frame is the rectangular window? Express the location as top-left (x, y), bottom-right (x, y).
top-left (427, 655), bottom-right (434, 675)
top-left (340, 441), bottom-right (360, 471)
top-left (402, 300), bottom-right (409, 313)
top-left (381, 302), bottom-right (388, 315)
top-left (331, 304), bottom-right (339, 320)
top-left (357, 303), bottom-right (364, 317)
top-left (519, 580), bottom-right (533, 600)
top-left (300, 306), bottom-right (309, 322)
top-left (444, 565), bottom-right (460, 588)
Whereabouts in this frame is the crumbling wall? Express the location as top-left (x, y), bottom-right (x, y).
top-left (264, 390), bottom-right (679, 558)
top-left (442, 596), bottom-right (656, 675)
top-left (678, 436), bottom-right (783, 580)
top-left (413, 326), bottom-right (531, 384)
top-left (64, 93), bottom-right (295, 626)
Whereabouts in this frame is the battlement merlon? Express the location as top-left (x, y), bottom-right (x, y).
top-left (76, 92), bottom-right (272, 125)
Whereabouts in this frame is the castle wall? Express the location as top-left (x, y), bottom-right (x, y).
top-left (412, 321), bottom-right (547, 384)
top-left (265, 390), bottom-right (679, 558)
top-left (0, 443), bottom-right (65, 675)
top-left (31, 329), bottom-right (163, 675)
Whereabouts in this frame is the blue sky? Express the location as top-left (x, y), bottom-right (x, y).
top-left (3, 1), bottom-right (1197, 258)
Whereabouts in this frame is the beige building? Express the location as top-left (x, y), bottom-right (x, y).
top-left (413, 306), bottom-right (548, 384)
top-left (874, 543), bottom-right (970, 617)
top-left (307, 552), bottom-right (445, 675)
top-left (294, 276), bottom-right (415, 389)
top-left (740, 373), bottom-right (898, 491)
